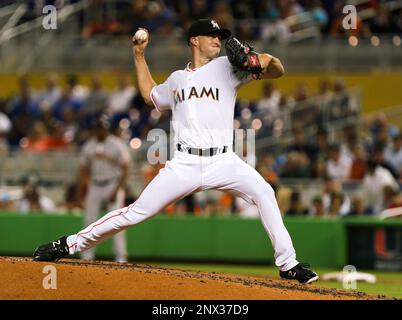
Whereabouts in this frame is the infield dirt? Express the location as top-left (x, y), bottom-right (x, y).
top-left (0, 256), bottom-right (384, 300)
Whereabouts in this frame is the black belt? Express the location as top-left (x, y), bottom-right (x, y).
top-left (91, 178), bottom-right (116, 186)
top-left (177, 144), bottom-right (229, 157)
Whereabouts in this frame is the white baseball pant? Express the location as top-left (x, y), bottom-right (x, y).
top-left (67, 150), bottom-right (298, 271)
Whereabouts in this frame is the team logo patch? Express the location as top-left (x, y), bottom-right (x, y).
top-left (211, 20), bottom-right (219, 29)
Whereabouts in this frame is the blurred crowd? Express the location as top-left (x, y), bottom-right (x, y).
top-left (6, 0), bottom-right (402, 41)
top-left (258, 123), bottom-right (402, 218)
top-left (0, 74), bottom-right (357, 153)
top-left (0, 74), bottom-right (159, 152)
top-left (0, 72), bottom-right (401, 218)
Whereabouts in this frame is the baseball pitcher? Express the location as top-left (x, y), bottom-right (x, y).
top-left (34, 19), bottom-right (318, 284)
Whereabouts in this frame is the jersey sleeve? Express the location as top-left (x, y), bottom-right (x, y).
top-left (220, 56), bottom-right (253, 89)
top-left (150, 77), bottom-right (172, 112)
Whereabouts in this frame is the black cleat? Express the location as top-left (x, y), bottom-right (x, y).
top-left (33, 236), bottom-right (69, 262)
top-left (280, 263), bottom-right (319, 284)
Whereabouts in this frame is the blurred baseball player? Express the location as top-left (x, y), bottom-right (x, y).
top-left (77, 115), bottom-right (130, 262)
top-left (33, 19), bottom-right (318, 284)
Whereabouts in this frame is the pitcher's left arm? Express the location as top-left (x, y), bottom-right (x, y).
top-left (258, 54), bottom-right (285, 79)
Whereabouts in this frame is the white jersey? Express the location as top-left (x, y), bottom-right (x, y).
top-left (80, 135), bottom-right (130, 182)
top-left (150, 56), bottom-right (251, 148)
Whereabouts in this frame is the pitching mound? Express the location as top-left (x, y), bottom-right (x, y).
top-left (0, 256), bottom-right (381, 300)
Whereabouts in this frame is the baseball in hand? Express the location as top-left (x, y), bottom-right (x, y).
top-left (134, 29), bottom-right (148, 43)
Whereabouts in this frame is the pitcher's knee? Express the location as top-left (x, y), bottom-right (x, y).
top-left (252, 182), bottom-right (276, 202)
top-left (125, 202), bottom-right (160, 225)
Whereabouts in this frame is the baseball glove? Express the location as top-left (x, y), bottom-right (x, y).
top-left (225, 36), bottom-right (263, 80)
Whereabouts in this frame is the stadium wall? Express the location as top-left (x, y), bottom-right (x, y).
top-left (0, 213), bottom-right (347, 268)
top-left (1, 72), bottom-right (402, 113)
top-left (3, 214), bottom-right (402, 269)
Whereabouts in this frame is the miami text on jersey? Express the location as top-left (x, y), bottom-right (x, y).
top-left (173, 86), bottom-right (220, 105)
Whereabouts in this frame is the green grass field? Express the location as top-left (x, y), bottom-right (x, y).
top-left (145, 262), bottom-right (402, 299)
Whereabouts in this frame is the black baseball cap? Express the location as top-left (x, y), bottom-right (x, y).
top-left (187, 19), bottom-right (231, 45)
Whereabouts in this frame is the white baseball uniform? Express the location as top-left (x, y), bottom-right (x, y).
top-left (79, 134), bottom-right (130, 262)
top-left (67, 56), bottom-right (299, 271)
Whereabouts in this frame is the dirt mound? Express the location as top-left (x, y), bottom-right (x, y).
top-left (0, 256), bottom-right (382, 300)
